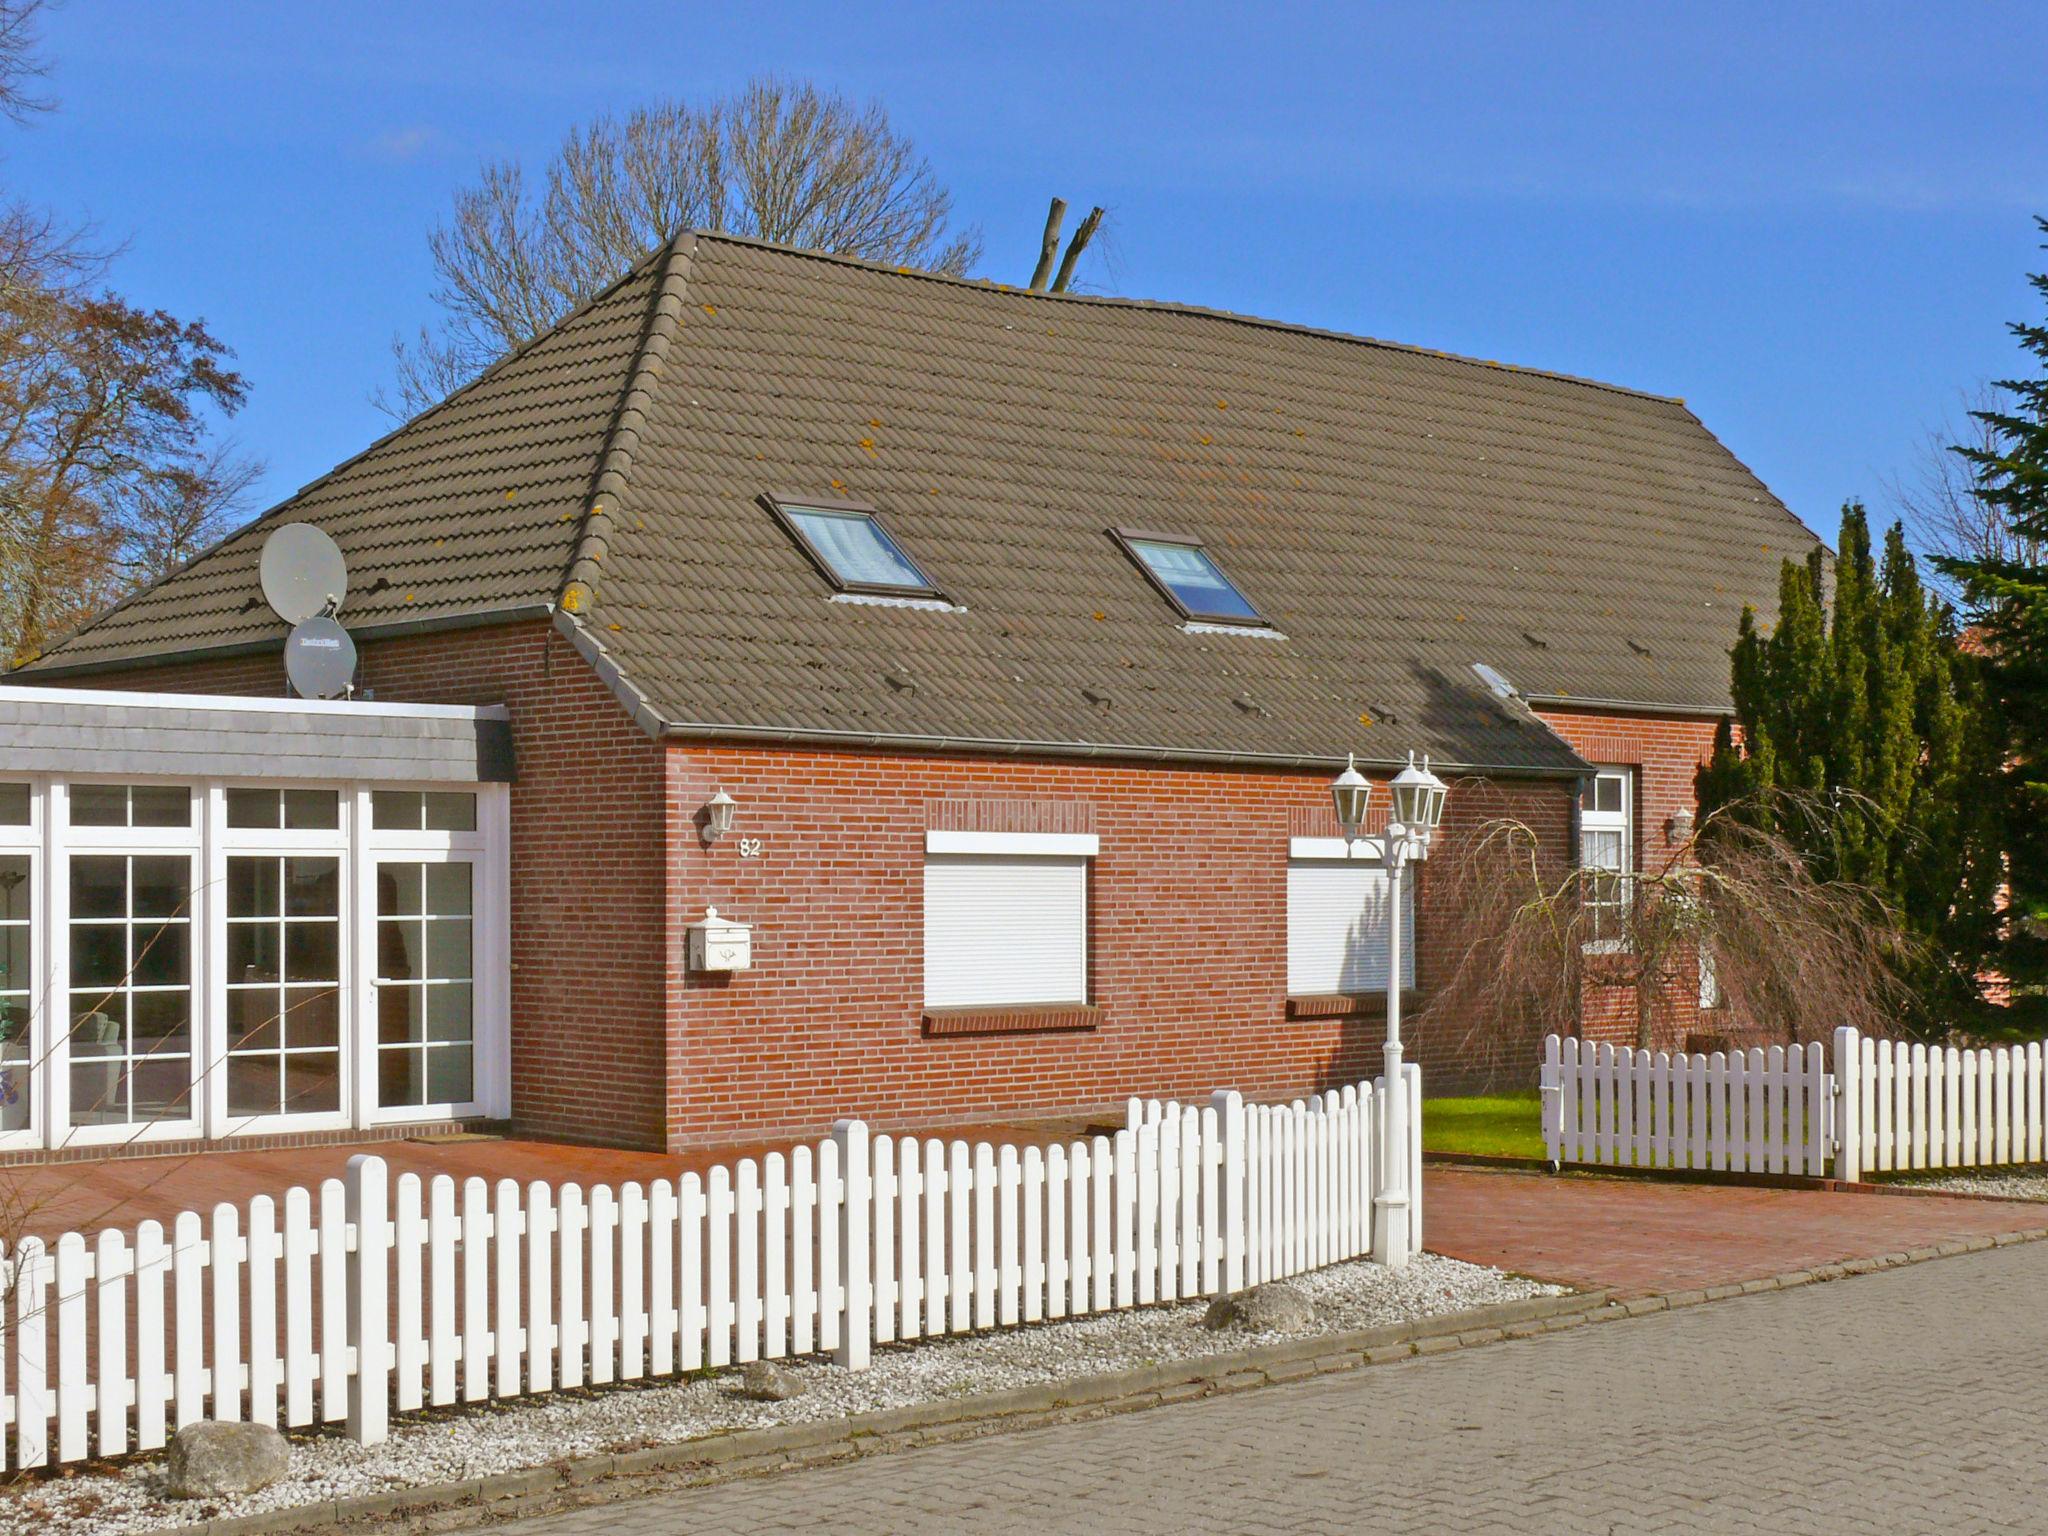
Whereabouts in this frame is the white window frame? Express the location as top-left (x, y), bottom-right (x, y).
top-left (358, 785), bottom-right (510, 1127)
top-left (0, 772), bottom-right (510, 1151)
top-left (1580, 767), bottom-right (1635, 952)
top-left (922, 830), bottom-right (1095, 1009)
top-left (213, 782), bottom-right (355, 1137)
top-left (49, 776), bottom-right (207, 1148)
top-left (0, 779), bottom-right (43, 1151)
top-left (1285, 836), bottom-right (1416, 996)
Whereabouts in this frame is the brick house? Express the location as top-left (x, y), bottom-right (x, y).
top-left (7, 233), bottom-right (1817, 1154)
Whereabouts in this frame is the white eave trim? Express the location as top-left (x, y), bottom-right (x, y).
top-left (926, 829), bottom-right (1099, 857)
top-left (0, 680), bottom-right (509, 722)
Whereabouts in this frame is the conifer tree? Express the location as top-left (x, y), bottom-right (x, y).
top-left (1699, 503), bottom-right (2001, 1028)
top-left (1937, 217), bottom-right (2048, 1026)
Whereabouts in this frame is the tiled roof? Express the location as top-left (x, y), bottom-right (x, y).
top-left (23, 233), bottom-right (1819, 774)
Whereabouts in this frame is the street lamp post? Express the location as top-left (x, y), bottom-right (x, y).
top-left (1331, 750), bottom-right (1448, 1270)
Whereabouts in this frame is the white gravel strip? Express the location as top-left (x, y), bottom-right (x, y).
top-left (0, 1253), bottom-right (1562, 1536)
top-left (1909, 1169), bottom-right (2048, 1202)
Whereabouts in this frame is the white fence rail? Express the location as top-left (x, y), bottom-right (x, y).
top-left (0, 1070), bottom-right (1419, 1471)
top-left (1542, 1028), bottom-right (2048, 1184)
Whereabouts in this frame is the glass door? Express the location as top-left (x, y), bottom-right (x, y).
top-left (373, 857), bottom-right (477, 1112)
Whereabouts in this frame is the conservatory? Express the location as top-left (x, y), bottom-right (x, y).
top-left (0, 682), bottom-right (513, 1152)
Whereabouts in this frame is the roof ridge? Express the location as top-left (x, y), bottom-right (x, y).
top-left (683, 229), bottom-right (1688, 408)
top-left (560, 233), bottom-right (697, 616)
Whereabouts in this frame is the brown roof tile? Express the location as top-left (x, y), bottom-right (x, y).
top-left (23, 234), bottom-right (1818, 774)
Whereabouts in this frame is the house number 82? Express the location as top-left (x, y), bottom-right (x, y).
top-left (737, 836), bottom-right (764, 858)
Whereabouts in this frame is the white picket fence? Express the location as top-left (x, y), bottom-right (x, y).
top-left (1839, 1034), bottom-right (2048, 1179)
top-left (1541, 1035), bottom-right (1833, 1175)
top-left (1542, 1028), bottom-right (2048, 1184)
top-left (0, 1068), bottom-right (1420, 1471)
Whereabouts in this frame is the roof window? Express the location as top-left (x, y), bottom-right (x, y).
top-left (1112, 530), bottom-right (1266, 625)
top-left (767, 496), bottom-right (942, 598)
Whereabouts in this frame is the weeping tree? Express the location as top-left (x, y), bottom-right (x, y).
top-left (382, 78), bottom-right (982, 415)
top-left (1418, 795), bottom-right (1917, 1077)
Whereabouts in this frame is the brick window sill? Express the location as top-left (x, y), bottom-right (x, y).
top-left (922, 1004), bottom-right (1101, 1038)
top-left (1286, 990), bottom-right (1420, 1021)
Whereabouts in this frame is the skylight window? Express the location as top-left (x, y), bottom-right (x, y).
top-left (1113, 531), bottom-right (1266, 625)
top-left (767, 496), bottom-right (942, 598)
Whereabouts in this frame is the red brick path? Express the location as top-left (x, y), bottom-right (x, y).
top-left (1424, 1167), bottom-right (2046, 1296)
top-left (13, 1137), bottom-right (2045, 1305)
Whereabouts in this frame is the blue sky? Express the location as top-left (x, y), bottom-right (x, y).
top-left (11, 1), bottom-right (2047, 542)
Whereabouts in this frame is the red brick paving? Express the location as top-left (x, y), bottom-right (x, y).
top-left (1424, 1166), bottom-right (2047, 1296)
top-left (0, 1121), bottom-right (1093, 1242)
top-left (12, 1137), bottom-right (2045, 1306)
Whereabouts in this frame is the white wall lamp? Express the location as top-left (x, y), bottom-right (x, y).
top-left (702, 789), bottom-right (738, 845)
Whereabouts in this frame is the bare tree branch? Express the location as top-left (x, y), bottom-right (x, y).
top-left (1886, 383), bottom-right (2048, 590)
top-left (379, 78), bottom-right (983, 418)
top-left (1417, 791), bottom-right (1921, 1087)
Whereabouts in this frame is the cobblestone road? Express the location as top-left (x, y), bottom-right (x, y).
top-left (492, 1242), bottom-right (2044, 1535)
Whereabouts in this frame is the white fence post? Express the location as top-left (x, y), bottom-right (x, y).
top-left (1210, 1089), bottom-right (1245, 1292)
top-left (1540, 1035), bottom-right (1562, 1164)
top-left (1833, 1028), bottom-right (1862, 1184)
top-left (833, 1120), bottom-right (872, 1369)
top-left (345, 1154), bottom-right (390, 1445)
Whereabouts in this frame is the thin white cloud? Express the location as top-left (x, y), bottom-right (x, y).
top-left (366, 125), bottom-right (449, 163)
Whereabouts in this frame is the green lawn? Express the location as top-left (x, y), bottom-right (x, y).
top-left (1422, 1090), bottom-right (1546, 1159)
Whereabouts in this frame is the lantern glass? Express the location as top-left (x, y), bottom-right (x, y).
top-left (1389, 753), bottom-right (1449, 832)
top-left (704, 789), bottom-right (738, 842)
top-left (1330, 754), bottom-right (1371, 842)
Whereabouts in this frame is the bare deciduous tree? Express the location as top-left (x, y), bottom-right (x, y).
top-left (1887, 384), bottom-right (2048, 589)
top-left (1417, 794), bottom-right (1919, 1084)
top-left (381, 78), bottom-right (983, 416)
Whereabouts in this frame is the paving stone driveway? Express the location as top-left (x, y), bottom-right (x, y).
top-left (490, 1240), bottom-right (2044, 1535)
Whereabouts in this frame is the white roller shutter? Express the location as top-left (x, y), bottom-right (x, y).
top-left (923, 853), bottom-right (1089, 1007)
top-left (1286, 858), bottom-right (1415, 995)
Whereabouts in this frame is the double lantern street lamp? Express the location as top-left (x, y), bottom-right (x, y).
top-left (1330, 750), bottom-right (1449, 1270)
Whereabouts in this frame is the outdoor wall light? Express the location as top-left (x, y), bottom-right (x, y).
top-left (1666, 808), bottom-right (1696, 846)
top-left (702, 789), bottom-right (738, 845)
top-left (1330, 753), bottom-right (1372, 845)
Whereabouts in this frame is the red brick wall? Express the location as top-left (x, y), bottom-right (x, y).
top-left (61, 622), bottom-right (672, 1150)
top-left (1533, 705), bottom-right (1723, 1051)
top-left (54, 624), bottom-right (1585, 1151)
top-left (663, 746), bottom-right (1572, 1149)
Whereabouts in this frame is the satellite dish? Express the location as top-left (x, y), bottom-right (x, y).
top-left (284, 615), bottom-right (358, 700)
top-left (260, 523), bottom-right (348, 624)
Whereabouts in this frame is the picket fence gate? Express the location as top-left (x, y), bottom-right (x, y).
top-left (0, 1067), bottom-right (1420, 1472)
top-left (1541, 1028), bottom-right (2048, 1183)
top-left (1541, 1035), bottom-right (1833, 1175)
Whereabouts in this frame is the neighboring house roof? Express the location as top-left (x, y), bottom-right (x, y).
top-left (19, 233), bottom-right (1818, 775)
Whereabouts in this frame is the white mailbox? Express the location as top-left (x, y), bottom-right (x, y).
top-left (687, 906), bottom-right (752, 972)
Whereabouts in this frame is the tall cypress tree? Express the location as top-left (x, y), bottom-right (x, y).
top-left (1699, 503), bottom-right (2000, 1028)
top-left (1937, 217), bottom-right (2048, 1027)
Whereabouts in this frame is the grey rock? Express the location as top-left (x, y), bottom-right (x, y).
top-left (165, 1419), bottom-right (290, 1498)
top-left (737, 1360), bottom-right (807, 1401)
top-left (1203, 1282), bottom-right (1317, 1332)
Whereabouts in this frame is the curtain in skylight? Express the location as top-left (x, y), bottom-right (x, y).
top-left (790, 509), bottom-right (930, 590)
top-left (1131, 540), bottom-right (1260, 621)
